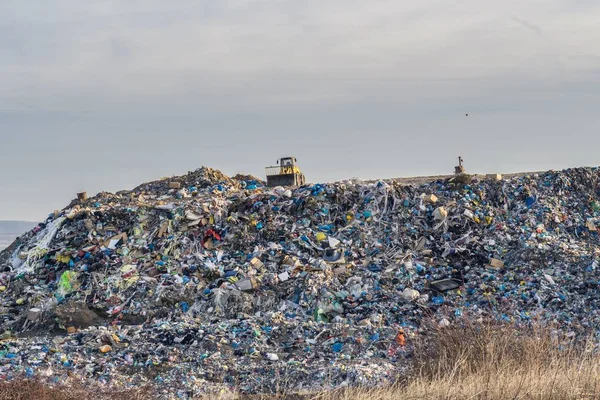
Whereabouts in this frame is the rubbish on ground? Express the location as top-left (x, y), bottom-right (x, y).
top-left (487, 258), bottom-right (505, 269)
top-left (0, 165), bottom-right (599, 396)
top-left (429, 279), bottom-right (461, 293)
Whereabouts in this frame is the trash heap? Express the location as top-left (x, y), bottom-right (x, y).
top-left (1, 166), bottom-right (600, 397)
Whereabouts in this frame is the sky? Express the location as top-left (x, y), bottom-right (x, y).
top-left (2, 0), bottom-right (600, 221)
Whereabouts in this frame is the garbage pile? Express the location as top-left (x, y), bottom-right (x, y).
top-left (1, 166), bottom-right (600, 397)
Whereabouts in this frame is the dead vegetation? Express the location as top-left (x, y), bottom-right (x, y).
top-left (3, 321), bottom-right (600, 399)
top-left (0, 378), bottom-right (150, 400)
top-left (311, 321), bottom-right (600, 400)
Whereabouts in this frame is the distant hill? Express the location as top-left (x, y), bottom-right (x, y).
top-left (0, 221), bottom-right (38, 250)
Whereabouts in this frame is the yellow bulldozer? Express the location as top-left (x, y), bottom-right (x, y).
top-left (265, 157), bottom-right (306, 187)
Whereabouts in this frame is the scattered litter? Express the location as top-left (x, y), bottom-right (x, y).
top-left (0, 166), bottom-right (599, 396)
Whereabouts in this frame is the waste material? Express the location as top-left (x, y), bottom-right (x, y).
top-left (429, 279), bottom-right (461, 293)
top-left (1, 166), bottom-right (600, 397)
top-left (487, 258), bottom-right (505, 269)
top-left (99, 345), bottom-right (112, 353)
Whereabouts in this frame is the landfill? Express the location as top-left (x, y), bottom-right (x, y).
top-left (1, 166), bottom-right (600, 398)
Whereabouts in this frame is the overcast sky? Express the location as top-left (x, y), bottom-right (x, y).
top-left (1, 0), bottom-right (600, 221)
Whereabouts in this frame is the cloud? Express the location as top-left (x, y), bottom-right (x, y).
top-left (2, 0), bottom-right (600, 115)
top-left (511, 16), bottom-right (544, 37)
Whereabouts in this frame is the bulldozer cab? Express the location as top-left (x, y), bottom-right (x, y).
top-left (266, 157), bottom-right (306, 187)
top-left (279, 157), bottom-right (300, 175)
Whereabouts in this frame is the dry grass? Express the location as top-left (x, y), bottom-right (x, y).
top-left (4, 321), bottom-right (600, 399)
top-left (0, 379), bottom-right (150, 400)
top-left (311, 320), bottom-right (600, 400)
